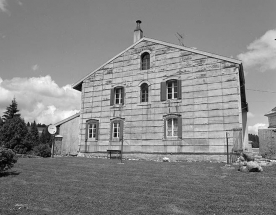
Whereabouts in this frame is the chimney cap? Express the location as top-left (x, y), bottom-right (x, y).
top-left (135, 20), bottom-right (142, 31)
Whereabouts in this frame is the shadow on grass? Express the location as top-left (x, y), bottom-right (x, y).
top-left (0, 171), bottom-right (20, 177)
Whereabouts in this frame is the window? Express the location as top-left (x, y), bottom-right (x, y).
top-left (160, 79), bottom-right (182, 101)
top-left (141, 52), bottom-right (150, 70)
top-left (110, 87), bottom-right (124, 105)
top-left (140, 83), bottom-right (149, 102)
top-left (164, 115), bottom-right (182, 139)
top-left (110, 119), bottom-right (124, 141)
top-left (86, 119), bottom-right (99, 141)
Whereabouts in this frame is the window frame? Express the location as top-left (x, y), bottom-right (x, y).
top-left (163, 114), bottom-right (182, 140)
top-left (110, 86), bottom-right (125, 106)
top-left (140, 83), bottom-right (149, 103)
top-left (110, 118), bottom-right (124, 142)
top-left (141, 52), bottom-right (150, 70)
top-left (85, 119), bottom-right (99, 141)
top-left (160, 79), bottom-right (182, 101)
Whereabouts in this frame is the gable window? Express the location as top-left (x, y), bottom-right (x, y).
top-left (86, 119), bottom-right (99, 141)
top-left (110, 87), bottom-right (124, 105)
top-left (160, 79), bottom-right (182, 101)
top-left (110, 118), bottom-right (124, 141)
top-left (140, 83), bottom-right (149, 102)
top-left (164, 115), bottom-right (182, 139)
top-left (141, 52), bottom-right (150, 70)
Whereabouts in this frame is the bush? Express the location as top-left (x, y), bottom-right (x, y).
top-left (0, 117), bottom-right (28, 151)
top-left (0, 147), bottom-right (17, 172)
top-left (33, 144), bottom-right (51, 158)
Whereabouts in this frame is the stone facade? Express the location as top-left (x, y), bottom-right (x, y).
top-left (73, 37), bottom-right (248, 158)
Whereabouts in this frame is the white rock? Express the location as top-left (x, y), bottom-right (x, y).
top-left (163, 157), bottom-right (170, 162)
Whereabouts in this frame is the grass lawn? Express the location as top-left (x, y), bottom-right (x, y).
top-left (0, 157), bottom-right (276, 215)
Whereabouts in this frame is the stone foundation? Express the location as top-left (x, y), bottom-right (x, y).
top-left (77, 152), bottom-right (231, 163)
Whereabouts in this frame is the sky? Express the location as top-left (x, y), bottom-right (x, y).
top-left (0, 0), bottom-right (275, 134)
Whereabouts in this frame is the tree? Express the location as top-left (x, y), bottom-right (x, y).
top-left (0, 118), bottom-right (3, 127)
top-left (40, 126), bottom-right (52, 147)
top-left (0, 117), bottom-right (28, 152)
top-left (26, 122), bottom-right (30, 127)
top-left (30, 121), bottom-right (40, 147)
top-left (2, 98), bottom-right (20, 123)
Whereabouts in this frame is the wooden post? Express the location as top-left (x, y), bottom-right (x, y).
top-left (51, 134), bottom-right (55, 158)
top-left (226, 132), bottom-right (229, 164)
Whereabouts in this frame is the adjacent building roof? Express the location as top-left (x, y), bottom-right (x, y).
top-left (72, 37), bottom-right (242, 91)
top-left (265, 107), bottom-right (276, 117)
top-left (54, 112), bottom-right (80, 127)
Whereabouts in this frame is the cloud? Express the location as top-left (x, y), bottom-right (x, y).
top-left (0, 75), bottom-right (81, 125)
top-left (247, 112), bottom-right (254, 118)
top-left (32, 64), bottom-right (39, 71)
top-left (0, 0), bottom-right (9, 14)
top-left (237, 29), bottom-right (276, 72)
top-left (248, 123), bottom-right (268, 135)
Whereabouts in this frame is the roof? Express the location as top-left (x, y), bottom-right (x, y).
top-left (72, 37), bottom-right (242, 91)
top-left (265, 107), bottom-right (276, 117)
top-left (54, 112), bottom-right (80, 127)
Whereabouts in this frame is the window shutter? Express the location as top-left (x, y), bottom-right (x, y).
top-left (160, 82), bottom-right (166, 101)
top-left (177, 80), bottom-right (182, 99)
top-left (95, 120), bottom-right (99, 140)
top-left (110, 88), bottom-right (114, 106)
top-left (121, 87), bottom-right (125, 105)
top-left (178, 117), bottom-right (182, 139)
top-left (85, 123), bottom-right (88, 141)
top-left (109, 122), bottom-right (113, 141)
top-left (119, 120), bottom-right (124, 140)
top-left (163, 118), bottom-right (167, 139)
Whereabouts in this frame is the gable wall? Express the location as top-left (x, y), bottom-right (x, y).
top-left (79, 41), bottom-right (244, 154)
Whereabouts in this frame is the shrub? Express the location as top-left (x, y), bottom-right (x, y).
top-left (0, 147), bottom-right (17, 172)
top-left (33, 144), bottom-right (51, 158)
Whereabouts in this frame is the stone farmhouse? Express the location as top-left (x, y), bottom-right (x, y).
top-left (72, 21), bottom-right (248, 160)
top-left (259, 107), bottom-right (276, 158)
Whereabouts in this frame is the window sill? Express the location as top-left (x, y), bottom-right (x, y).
top-left (163, 99), bottom-right (181, 104)
top-left (163, 137), bottom-right (182, 141)
top-left (86, 139), bottom-right (98, 142)
top-left (111, 104), bottom-right (125, 108)
top-left (137, 102), bottom-right (151, 106)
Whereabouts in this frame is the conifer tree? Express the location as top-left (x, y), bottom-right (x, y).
top-left (30, 121), bottom-right (40, 147)
top-left (2, 98), bottom-right (20, 122)
top-left (40, 126), bottom-right (52, 147)
top-left (0, 118), bottom-right (3, 127)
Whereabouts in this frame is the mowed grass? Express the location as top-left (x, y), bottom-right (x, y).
top-left (1, 157), bottom-right (276, 215)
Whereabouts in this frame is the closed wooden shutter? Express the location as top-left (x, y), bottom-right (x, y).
top-left (177, 80), bottom-right (182, 99)
top-left (163, 118), bottom-right (167, 139)
top-left (160, 82), bottom-right (166, 101)
top-left (110, 88), bottom-right (114, 106)
top-left (119, 120), bottom-right (124, 140)
top-left (109, 122), bottom-right (113, 141)
top-left (121, 87), bottom-right (125, 105)
top-left (178, 117), bottom-right (182, 139)
top-left (95, 120), bottom-right (99, 140)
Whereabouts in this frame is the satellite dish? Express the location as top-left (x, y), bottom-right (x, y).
top-left (48, 124), bottom-right (57, 134)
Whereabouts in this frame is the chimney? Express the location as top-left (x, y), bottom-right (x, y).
top-left (133, 20), bottom-right (143, 43)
